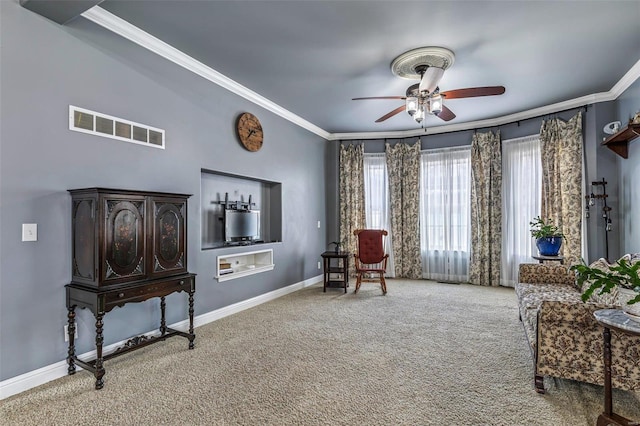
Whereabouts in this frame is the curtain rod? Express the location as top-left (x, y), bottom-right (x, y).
top-left (340, 104), bottom-right (589, 143)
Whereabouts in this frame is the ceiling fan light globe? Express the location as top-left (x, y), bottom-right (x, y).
top-left (430, 94), bottom-right (443, 115)
top-left (406, 97), bottom-right (418, 116)
top-left (413, 104), bottom-right (425, 123)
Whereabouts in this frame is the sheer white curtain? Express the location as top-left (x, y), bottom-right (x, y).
top-left (363, 153), bottom-right (395, 277)
top-left (501, 135), bottom-right (542, 287)
top-left (420, 147), bottom-right (471, 282)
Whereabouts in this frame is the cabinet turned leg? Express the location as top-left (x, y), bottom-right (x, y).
top-left (94, 314), bottom-right (105, 390)
top-left (534, 374), bottom-right (545, 394)
top-left (160, 296), bottom-right (167, 336)
top-left (188, 291), bottom-right (195, 350)
top-left (67, 307), bottom-right (76, 375)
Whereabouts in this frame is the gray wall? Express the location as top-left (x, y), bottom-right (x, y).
top-left (616, 78), bottom-right (640, 254)
top-left (584, 102), bottom-right (621, 262)
top-left (0, 2), bottom-right (326, 381)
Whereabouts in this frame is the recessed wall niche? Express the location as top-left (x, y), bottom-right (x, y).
top-left (201, 169), bottom-right (282, 250)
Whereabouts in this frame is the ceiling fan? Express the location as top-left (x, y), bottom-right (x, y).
top-left (353, 47), bottom-right (505, 124)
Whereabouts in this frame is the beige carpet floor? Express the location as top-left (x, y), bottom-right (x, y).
top-left (1, 279), bottom-right (639, 425)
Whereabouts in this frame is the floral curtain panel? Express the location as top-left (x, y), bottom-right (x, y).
top-left (469, 131), bottom-right (502, 287)
top-left (540, 111), bottom-right (583, 266)
top-left (385, 142), bottom-right (422, 279)
top-left (339, 143), bottom-right (365, 276)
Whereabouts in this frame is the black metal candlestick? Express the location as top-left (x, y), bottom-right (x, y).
top-left (584, 178), bottom-right (611, 261)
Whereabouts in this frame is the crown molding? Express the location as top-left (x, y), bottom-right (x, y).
top-left (330, 59), bottom-right (640, 140)
top-left (81, 6), bottom-right (639, 142)
top-left (330, 59), bottom-right (640, 141)
top-left (330, 92), bottom-right (607, 141)
top-left (81, 7), bottom-right (331, 140)
top-left (609, 58), bottom-right (640, 99)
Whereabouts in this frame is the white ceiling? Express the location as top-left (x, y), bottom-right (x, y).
top-left (73, 1), bottom-right (640, 138)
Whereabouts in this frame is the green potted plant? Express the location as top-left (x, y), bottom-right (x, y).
top-left (571, 258), bottom-right (640, 321)
top-left (329, 240), bottom-right (343, 253)
top-left (529, 216), bottom-right (564, 256)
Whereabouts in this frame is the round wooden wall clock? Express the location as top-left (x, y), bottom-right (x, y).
top-left (236, 112), bottom-right (263, 152)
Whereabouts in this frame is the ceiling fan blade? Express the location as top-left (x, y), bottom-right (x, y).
top-left (375, 105), bottom-right (406, 123)
top-left (436, 105), bottom-right (456, 122)
top-left (352, 96), bottom-right (406, 100)
top-left (441, 86), bottom-right (505, 99)
top-left (418, 67), bottom-right (445, 94)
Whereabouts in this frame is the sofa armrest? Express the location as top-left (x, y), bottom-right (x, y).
top-left (535, 299), bottom-right (640, 391)
top-left (518, 263), bottom-right (574, 286)
top-left (538, 299), bottom-right (609, 325)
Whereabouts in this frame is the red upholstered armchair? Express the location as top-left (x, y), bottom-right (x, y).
top-left (353, 229), bottom-right (389, 295)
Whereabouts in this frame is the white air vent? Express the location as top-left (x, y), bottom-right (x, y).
top-left (69, 105), bottom-right (165, 149)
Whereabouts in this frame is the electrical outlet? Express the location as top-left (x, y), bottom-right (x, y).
top-left (317, 220), bottom-right (321, 229)
top-left (22, 223), bottom-right (37, 241)
top-left (318, 261), bottom-right (321, 269)
top-left (64, 324), bottom-right (78, 342)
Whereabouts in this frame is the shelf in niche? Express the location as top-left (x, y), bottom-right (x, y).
top-left (216, 248), bottom-right (274, 282)
top-left (203, 240), bottom-right (280, 251)
top-left (201, 169), bottom-right (282, 250)
top-left (601, 122), bottom-right (640, 159)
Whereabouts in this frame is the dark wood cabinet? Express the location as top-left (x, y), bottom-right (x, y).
top-left (66, 188), bottom-right (195, 389)
top-left (70, 188), bottom-right (188, 287)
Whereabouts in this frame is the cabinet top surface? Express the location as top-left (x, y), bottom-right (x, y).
top-left (68, 188), bottom-right (192, 198)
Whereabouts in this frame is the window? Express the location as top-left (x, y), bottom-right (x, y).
top-left (360, 138), bottom-right (542, 286)
top-left (420, 147), bottom-right (471, 281)
top-left (501, 135), bottom-right (541, 287)
top-left (363, 154), bottom-right (395, 277)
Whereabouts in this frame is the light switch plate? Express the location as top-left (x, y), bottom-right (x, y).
top-left (22, 223), bottom-right (37, 241)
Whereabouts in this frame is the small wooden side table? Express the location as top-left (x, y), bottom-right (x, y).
top-left (321, 251), bottom-right (350, 293)
top-left (593, 309), bottom-right (640, 426)
top-left (532, 255), bottom-right (564, 264)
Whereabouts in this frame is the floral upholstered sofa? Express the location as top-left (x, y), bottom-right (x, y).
top-left (515, 254), bottom-right (640, 394)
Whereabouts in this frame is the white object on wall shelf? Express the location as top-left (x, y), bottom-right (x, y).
top-left (216, 248), bottom-right (274, 282)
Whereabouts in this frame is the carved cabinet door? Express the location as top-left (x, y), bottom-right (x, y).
top-left (103, 197), bottom-right (146, 284)
top-left (149, 197), bottom-right (187, 278)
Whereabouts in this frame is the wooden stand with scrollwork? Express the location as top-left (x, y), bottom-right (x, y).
top-left (65, 188), bottom-right (196, 389)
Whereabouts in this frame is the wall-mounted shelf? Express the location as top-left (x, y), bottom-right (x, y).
top-left (601, 122), bottom-right (640, 159)
top-left (216, 248), bottom-right (274, 282)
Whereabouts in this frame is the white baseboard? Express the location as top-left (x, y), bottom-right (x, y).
top-left (0, 275), bottom-right (321, 400)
